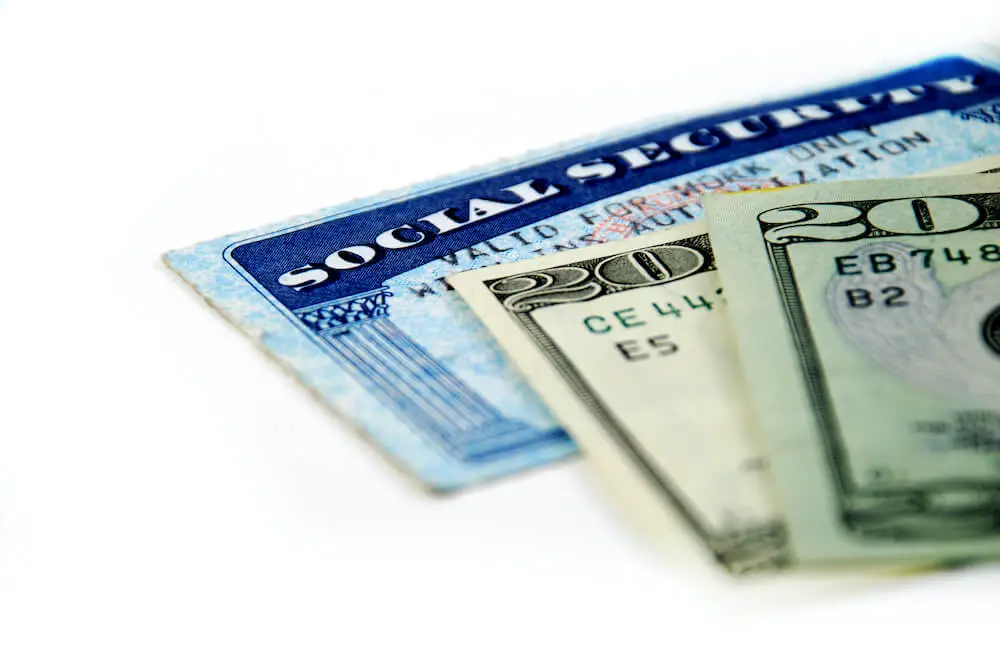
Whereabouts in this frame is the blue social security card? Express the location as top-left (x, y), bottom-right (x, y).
top-left (166, 50), bottom-right (1000, 492)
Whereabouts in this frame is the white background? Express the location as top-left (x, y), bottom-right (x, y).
top-left (2, 1), bottom-right (999, 666)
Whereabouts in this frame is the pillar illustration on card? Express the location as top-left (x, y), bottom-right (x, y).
top-left (294, 287), bottom-right (567, 462)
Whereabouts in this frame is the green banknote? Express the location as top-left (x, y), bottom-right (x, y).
top-left (450, 223), bottom-right (789, 574)
top-left (705, 174), bottom-right (1000, 565)
top-left (451, 159), bottom-right (1000, 574)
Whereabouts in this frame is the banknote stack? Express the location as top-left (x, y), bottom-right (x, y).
top-left (166, 51), bottom-right (1000, 575)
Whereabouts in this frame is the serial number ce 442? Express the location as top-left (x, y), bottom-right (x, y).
top-left (579, 289), bottom-right (725, 361)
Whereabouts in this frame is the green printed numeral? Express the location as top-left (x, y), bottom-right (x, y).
top-left (909, 248), bottom-right (933, 267)
top-left (684, 295), bottom-right (713, 311)
top-left (652, 302), bottom-right (683, 318)
top-left (910, 245), bottom-right (1000, 267)
top-left (944, 247), bottom-right (971, 265)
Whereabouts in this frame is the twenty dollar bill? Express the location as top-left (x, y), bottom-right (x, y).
top-left (450, 224), bottom-right (787, 573)
top-left (451, 159), bottom-right (1000, 572)
top-left (706, 174), bottom-right (1000, 564)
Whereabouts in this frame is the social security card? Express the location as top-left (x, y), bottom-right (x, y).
top-left (166, 50), bottom-right (1000, 492)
